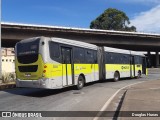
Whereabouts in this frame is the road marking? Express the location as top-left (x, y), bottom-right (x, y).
top-left (149, 87), bottom-right (160, 90)
top-left (93, 81), bottom-right (145, 120)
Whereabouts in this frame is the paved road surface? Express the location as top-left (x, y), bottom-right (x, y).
top-left (0, 69), bottom-right (159, 120)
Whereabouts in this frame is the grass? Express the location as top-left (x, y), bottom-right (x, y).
top-left (2, 72), bottom-right (16, 83)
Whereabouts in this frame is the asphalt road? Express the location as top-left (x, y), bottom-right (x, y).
top-left (0, 69), bottom-right (159, 120)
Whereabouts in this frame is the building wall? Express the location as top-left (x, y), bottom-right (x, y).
top-left (2, 48), bottom-right (15, 56)
top-left (1, 48), bottom-right (15, 73)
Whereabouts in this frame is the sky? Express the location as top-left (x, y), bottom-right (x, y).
top-left (2, 0), bottom-right (160, 33)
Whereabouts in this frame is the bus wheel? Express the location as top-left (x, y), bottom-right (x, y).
top-left (77, 75), bottom-right (85, 90)
top-left (113, 72), bottom-right (120, 82)
top-left (137, 71), bottom-right (141, 78)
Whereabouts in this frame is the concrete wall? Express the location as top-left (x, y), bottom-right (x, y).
top-left (2, 56), bottom-right (15, 73)
top-left (1, 48), bottom-right (15, 74)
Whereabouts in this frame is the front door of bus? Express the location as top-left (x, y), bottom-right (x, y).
top-left (130, 56), bottom-right (135, 77)
top-left (61, 47), bottom-right (73, 86)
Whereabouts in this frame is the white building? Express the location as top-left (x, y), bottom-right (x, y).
top-left (1, 48), bottom-right (15, 73)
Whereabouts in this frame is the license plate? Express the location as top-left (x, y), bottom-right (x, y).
top-left (24, 73), bottom-right (31, 77)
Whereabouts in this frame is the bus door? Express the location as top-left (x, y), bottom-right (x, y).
top-left (130, 56), bottom-right (135, 77)
top-left (91, 61), bottom-right (96, 81)
top-left (61, 47), bottom-right (73, 86)
top-left (87, 50), bottom-right (95, 81)
top-left (93, 51), bottom-right (97, 81)
top-left (142, 57), bottom-right (147, 75)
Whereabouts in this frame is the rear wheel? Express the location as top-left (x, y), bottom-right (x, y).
top-left (76, 75), bottom-right (85, 90)
top-left (113, 72), bottom-right (120, 82)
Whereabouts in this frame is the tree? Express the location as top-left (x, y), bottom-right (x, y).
top-left (90, 8), bottom-right (136, 32)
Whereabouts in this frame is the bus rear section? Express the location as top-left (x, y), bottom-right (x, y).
top-left (15, 37), bottom-right (47, 88)
top-left (15, 37), bottom-right (99, 89)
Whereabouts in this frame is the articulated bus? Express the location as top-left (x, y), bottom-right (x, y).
top-left (15, 37), bottom-right (147, 89)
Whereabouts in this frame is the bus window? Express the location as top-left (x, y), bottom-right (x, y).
top-left (74, 47), bottom-right (85, 63)
top-left (105, 52), bottom-right (112, 64)
top-left (49, 42), bottom-right (60, 60)
top-left (85, 50), bottom-right (94, 63)
top-left (16, 38), bottom-right (40, 64)
top-left (135, 56), bottom-right (142, 64)
top-left (93, 51), bottom-right (97, 63)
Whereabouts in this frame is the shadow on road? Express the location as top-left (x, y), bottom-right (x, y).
top-left (2, 78), bottom-right (135, 98)
top-left (2, 86), bottom-right (75, 98)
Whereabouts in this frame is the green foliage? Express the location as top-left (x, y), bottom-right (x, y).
top-left (90, 8), bottom-right (136, 32)
top-left (2, 72), bottom-right (16, 83)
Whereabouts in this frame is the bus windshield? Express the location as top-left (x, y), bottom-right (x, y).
top-left (16, 39), bottom-right (40, 64)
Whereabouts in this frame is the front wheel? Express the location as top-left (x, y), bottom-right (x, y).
top-left (76, 75), bottom-right (85, 90)
top-left (113, 72), bottom-right (120, 82)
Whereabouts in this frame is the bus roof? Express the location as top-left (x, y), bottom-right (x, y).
top-left (16, 37), bottom-right (40, 44)
top-left (104, 46), bottom-right (130, 55)
top-left (104, 46), bottom-right (145, 56)
top-left (50, 37), bottom-right (97, 50)
top-left (130, 51), bottom-right (145, 56)
top-left (16, 36), bottom-right (97, 50)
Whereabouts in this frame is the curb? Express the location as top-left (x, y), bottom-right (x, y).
top-left (0, 84), bottom-right (16, 90)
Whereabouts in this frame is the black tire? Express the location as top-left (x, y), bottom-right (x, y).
top-left (137, 71), bottom-right (141, 78)
top-left (113, 72), bottom-right (120, 82)
top-left (76, 75), bottom-right (85, 90)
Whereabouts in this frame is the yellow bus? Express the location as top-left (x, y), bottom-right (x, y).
top-left (15, 37), bottom-right (147, 89)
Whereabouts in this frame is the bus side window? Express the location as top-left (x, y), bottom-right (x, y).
top-left (93, 51), bottom-right (97, 63)
top-left (115, 53), bottom-right (119, 64)
top-left (49, 41), bottom-right (60, 60)
top-left (123, 55), bottom-right (127, 64)
top-left (106, 52), bottom-right (112, 64)
top-left (127, 55), bottom-right (130, 64)
top-left (135, 56), bottom-right (142, 64)
top-left (111, 53), bottom-right (116, 64)
top-left (74, 47), bottom-right (85, 63)
top-left (85, 50), bottom-right (94, 63)
top-left (105, 52), bottom-right (108, 63)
